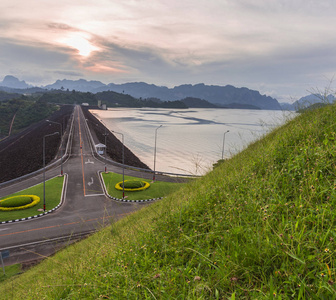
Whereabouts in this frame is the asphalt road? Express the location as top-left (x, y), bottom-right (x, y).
top-left (0, 105), bottom-right (151, 259)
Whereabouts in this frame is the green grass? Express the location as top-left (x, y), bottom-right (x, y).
top-left (102, 172), bottom-right (184, 200)
top-left (0, 176), bottom-right (64, 222)
top-left (0, 104), bottom-right (336, 299)
top-left (0, 264), bottom-right (21, 283)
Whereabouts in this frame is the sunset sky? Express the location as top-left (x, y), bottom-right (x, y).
top-left (1, 0), bottom-right (336, 102)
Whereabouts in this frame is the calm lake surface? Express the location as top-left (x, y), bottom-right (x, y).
top-left (91, 108), bottom-right (295, 175)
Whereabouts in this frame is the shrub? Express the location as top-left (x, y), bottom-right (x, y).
top-left (115, 180), bottom-right (150, 192)
top-left (123, 181), bottom-right (145, 189)
top-left (0, 196), bottom-right (32, 207)
top-left (0, 195), bottom-right (40, 211)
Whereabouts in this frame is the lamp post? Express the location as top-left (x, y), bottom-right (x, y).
top-left (43, 131), bottom-right (59, 211)
top-left (46, 120), bottom-right (63, 175)
top-left (153, 125), bottom-right (162, 181)
top-left (221, 130), bottom-right (230, 160)
top-left (112, 130), bottom-right (125, 198)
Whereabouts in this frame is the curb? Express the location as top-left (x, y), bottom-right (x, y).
top-left (0, 174), bottom-right (68, 224)
top-left (98, 171), bottom-right (163, 203)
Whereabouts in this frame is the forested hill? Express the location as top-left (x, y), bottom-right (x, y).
top-left (95, 91), bottom-right (187, 108)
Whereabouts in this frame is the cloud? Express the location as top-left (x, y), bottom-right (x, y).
top-left (52, 70), bottom-right (83, 77)
top-left (47, 22), bottom-right (74, 31)
top-left (0, 0), bottom-right (335, 100)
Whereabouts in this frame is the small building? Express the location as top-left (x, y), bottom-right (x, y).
top-left (95, 143), bottom-right (106, 155)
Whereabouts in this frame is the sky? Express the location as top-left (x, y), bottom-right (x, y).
top-left (1, 0), bottom-right (336, 102)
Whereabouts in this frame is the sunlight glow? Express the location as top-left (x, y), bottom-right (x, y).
top-left (60, 33), bottom-right (99, 57)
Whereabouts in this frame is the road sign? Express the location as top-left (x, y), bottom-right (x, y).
top-left (1, 250), bottom-right (9, 259)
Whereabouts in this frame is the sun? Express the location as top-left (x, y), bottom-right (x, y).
top-left (60, 33), bottom-right (98, 57)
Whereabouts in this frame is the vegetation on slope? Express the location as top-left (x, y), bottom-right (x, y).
top-left (0, 104), bottom-right (335, 299)
top-left (39, 90), bottom-right (98, 105)
top-left (0, 97), bottom-right (58, 138)
top-left (0, 105), bottom-right (73, 183)
top-left (0, 91), bottom-right (21, 102)
top-left (96, 90), bottom-right (187, 108)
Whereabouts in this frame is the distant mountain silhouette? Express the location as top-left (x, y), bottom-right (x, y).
top-left (44, 79), bottom-right (105, 92)
top-left (44, 80), bottom-right (281, 110)
top-left (97, 82), bottom-right (281, 110)
top-left (292, 94), bottom-right (335, 110)
top-left (0, 75), bottom-right (31, 89)
top-left (0, 76), bottom-right (282, 110)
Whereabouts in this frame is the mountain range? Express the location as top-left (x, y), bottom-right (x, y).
top-left (42, 79), bottom-right (281, 110)
top-left (4, 75), bottom-right (332, 110)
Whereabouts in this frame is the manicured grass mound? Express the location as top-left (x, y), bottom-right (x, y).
top-left (0, 195), bottom-right (40, 211)
top-left (123, 180), bottom-right (145, 189)
top-left (115, 180), bottom-right (150, 192)
top-left (104, 173), bottom-right (182, 200)
top-left (0, 196), bottom-right (32, 207)
top-left (0, 176), bottom-right (64, 221)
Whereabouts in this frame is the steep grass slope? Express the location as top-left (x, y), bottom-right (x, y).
top-left (0, 104), bottom-right (335, 299)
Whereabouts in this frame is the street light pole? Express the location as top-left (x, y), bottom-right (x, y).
top-left (43, 131), bottom-right (59, 211)
top-left (112, 130), bottom-right (125, 198)
top-left (46, 120), bottom-right (63, 175)
top-left (221, 130), bottom-right (230, 160)
top-left (153, 125), bottom-right (162, 181)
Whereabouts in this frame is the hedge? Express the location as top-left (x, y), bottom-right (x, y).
top-left (0, 195), bottom-right (40, 211)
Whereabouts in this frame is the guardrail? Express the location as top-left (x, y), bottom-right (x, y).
top-left (0, 111), bottom-right (75, 188)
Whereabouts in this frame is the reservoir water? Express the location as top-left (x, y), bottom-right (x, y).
top-left (91, 108), bottom-right (295, 175)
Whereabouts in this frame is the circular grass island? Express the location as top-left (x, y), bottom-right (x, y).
top-left (115, 180), bottom-right (150, 192)
top-left (0, 195), bottom-right (40, 211)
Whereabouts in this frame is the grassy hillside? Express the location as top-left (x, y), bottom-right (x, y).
top-left (1, 104), bottom-right (335, 299)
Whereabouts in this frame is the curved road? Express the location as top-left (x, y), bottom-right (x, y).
top-left (0, 106), bottom-right (155, 261)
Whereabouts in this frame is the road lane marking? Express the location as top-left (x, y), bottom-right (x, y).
top-left (78, 108), bottom-right (86, 196)
top-left (85, 159), bottom-right (94, 164)
top-left (85, 194), bottom-right (105, 197)
top-left (88, 177), bottom-right (94, 186)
